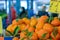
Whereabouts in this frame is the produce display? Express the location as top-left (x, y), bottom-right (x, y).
top-left (6, 15), bottom-right (60, 40)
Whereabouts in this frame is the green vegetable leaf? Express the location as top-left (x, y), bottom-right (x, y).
top-left (49, 37), bottom-right (52, 40)
top-left (42, 33), bottom-right (47, 38)
top-left (13, 26), bottom-right (20, 37)
top-left (6, 30), bottom-right (13, 36)
top-left (26, 32), bottom-right (33, 37)
top-left (45, 18), bottom-right (49, 23)
top-left (47, 13), bottom-right (54, 23)
top-left (22, 29), bottom-right (28, 33)
top-left (52, 27), bottom-right (58, 37)
top-left (29, 32), bottom-right (33, 37)
top-left (34, 26), bottom-right (36, 29)
top-left (49, 17), bottom-right (53, 23)
top-left (21, 38), bottom-right (24, 40)
top-left (16, 19), bottom-right (19, 22)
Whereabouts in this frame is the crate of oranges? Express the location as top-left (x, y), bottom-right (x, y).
top-left (6, 15), bottom-right (60, 40)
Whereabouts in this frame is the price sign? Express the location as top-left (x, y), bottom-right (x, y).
top-left (0, 17), bottom-right (3, 34)
top-left (49, 0), bottom-right (60, 13)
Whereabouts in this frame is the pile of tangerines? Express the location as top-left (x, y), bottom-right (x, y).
top-left (6, 15), bottom-right (60, 40)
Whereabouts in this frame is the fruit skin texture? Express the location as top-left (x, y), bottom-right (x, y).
top-left (18, 24), bottom-right (30, 32)
top-left (35, 29), bottom-right (39, 34)
top-left (37, 29), bottom-right (49, 39)
top-left (43, 23), bottom-right (53, 33)
top-left (57, 26), bottom-right (60, 34)
top-left (22, 18), bottom-right (30, 25)
top-left (38, 15), bottom-right (48, 22)
top-left (19, 24), bottom-right (26, 31)
top-left (12, 19), bottom-right (19, 25)
top-left (51, 17), bottom-right (60, 26)
top-left (20, 32), bottom-right (27, 38)
top-left (51, 33), bottom-right (60, 40)
top-left (36, 15), bottom-right (48, 31)
top-left (28, 26), bottom-right (35, 32)
top-left (36, 22), bottom-right (44, 31)
top-left (11, 25), bottom-right (18, 32)
top-left (12, 19), bottom-right (24, 25)
top-left (6, 24), bottom-right (18, 33)
top-left (30, 17), bottom-right (37, 27)
top-left (6, 24), bottom-right (13, 32)
top-left (31, 32), bottom-right (38, 40)
top-left (12, 37), bottom-right (19, 40)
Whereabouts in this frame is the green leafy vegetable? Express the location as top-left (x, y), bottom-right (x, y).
top-left (34, 26), bottom-right (36, 29)
top-left (46, 13), bottom-right (54, 23)
top-left (49, 37), bottom-right (52, 40)
top-left (21, 38), bottom-right (24, 40)
top-left (26, 32), bottom-right (33, 37)
top-left (13, 26), bottom-right (20, 37)
top-left (52, 27), bottom-right (58, 37)
top-left (16, 19), bottom-right (19, 22)
top-left (22, 29), bottom-right (28, 33)
top-left (42, 33), bottom-right (47, 38)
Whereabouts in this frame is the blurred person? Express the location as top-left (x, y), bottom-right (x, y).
top-left (38, 5), bottom-right (49, 17)
top-left (19, 7), bottom-right (27, 18)
top-left (28, 9), bottom-right (34, 19)
top-left (11, 4), bottom-right (16, 21)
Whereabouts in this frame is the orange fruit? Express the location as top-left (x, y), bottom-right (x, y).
top-left (20, 24), bottom-right (26, 31)
top-left (51, 17), bottom-right (60, 26)
top-left (56, 34), bottom-right (60, 40)
top-left (51, 33), bottom-right (60, 40)
top-left (30, 17), bottom-right (37, 27)
top-left (37, 29), bottom-right (49, 39)
top-left (25, 25), bottom-right (30, 30)
top-left (11, 25), bottom-right (18, 32)
top-left (12, 19), bottom-right (19, 25)
top-left (6, 24), bottom-right (13, 32)
top-left (28, 26), bottom-right (35, 32)
top-left (38, 15), bottom-right (48, 22)
top-left (18, 19), bottom-right (23, 24)
top-left (20, 32), bottom-right (27, 38)
top-left (57, 26), bottom-right (60, 34)
top-left (36, 22), bottom-right (44, 31)
top-left (18, 24), bottom-right (29, 31)
top-left (22, 18), bottom-right (30, 25)
top-left (31, 32), bottom-right (38, 40)
top-left (6, 24), bottom-right (18, 33)
top-left (43, 23), bottom-right (53, 33)
top-left (35, 29), bottom-right (39, 34)
top-left (12, 37), bottom-right (19, 40)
